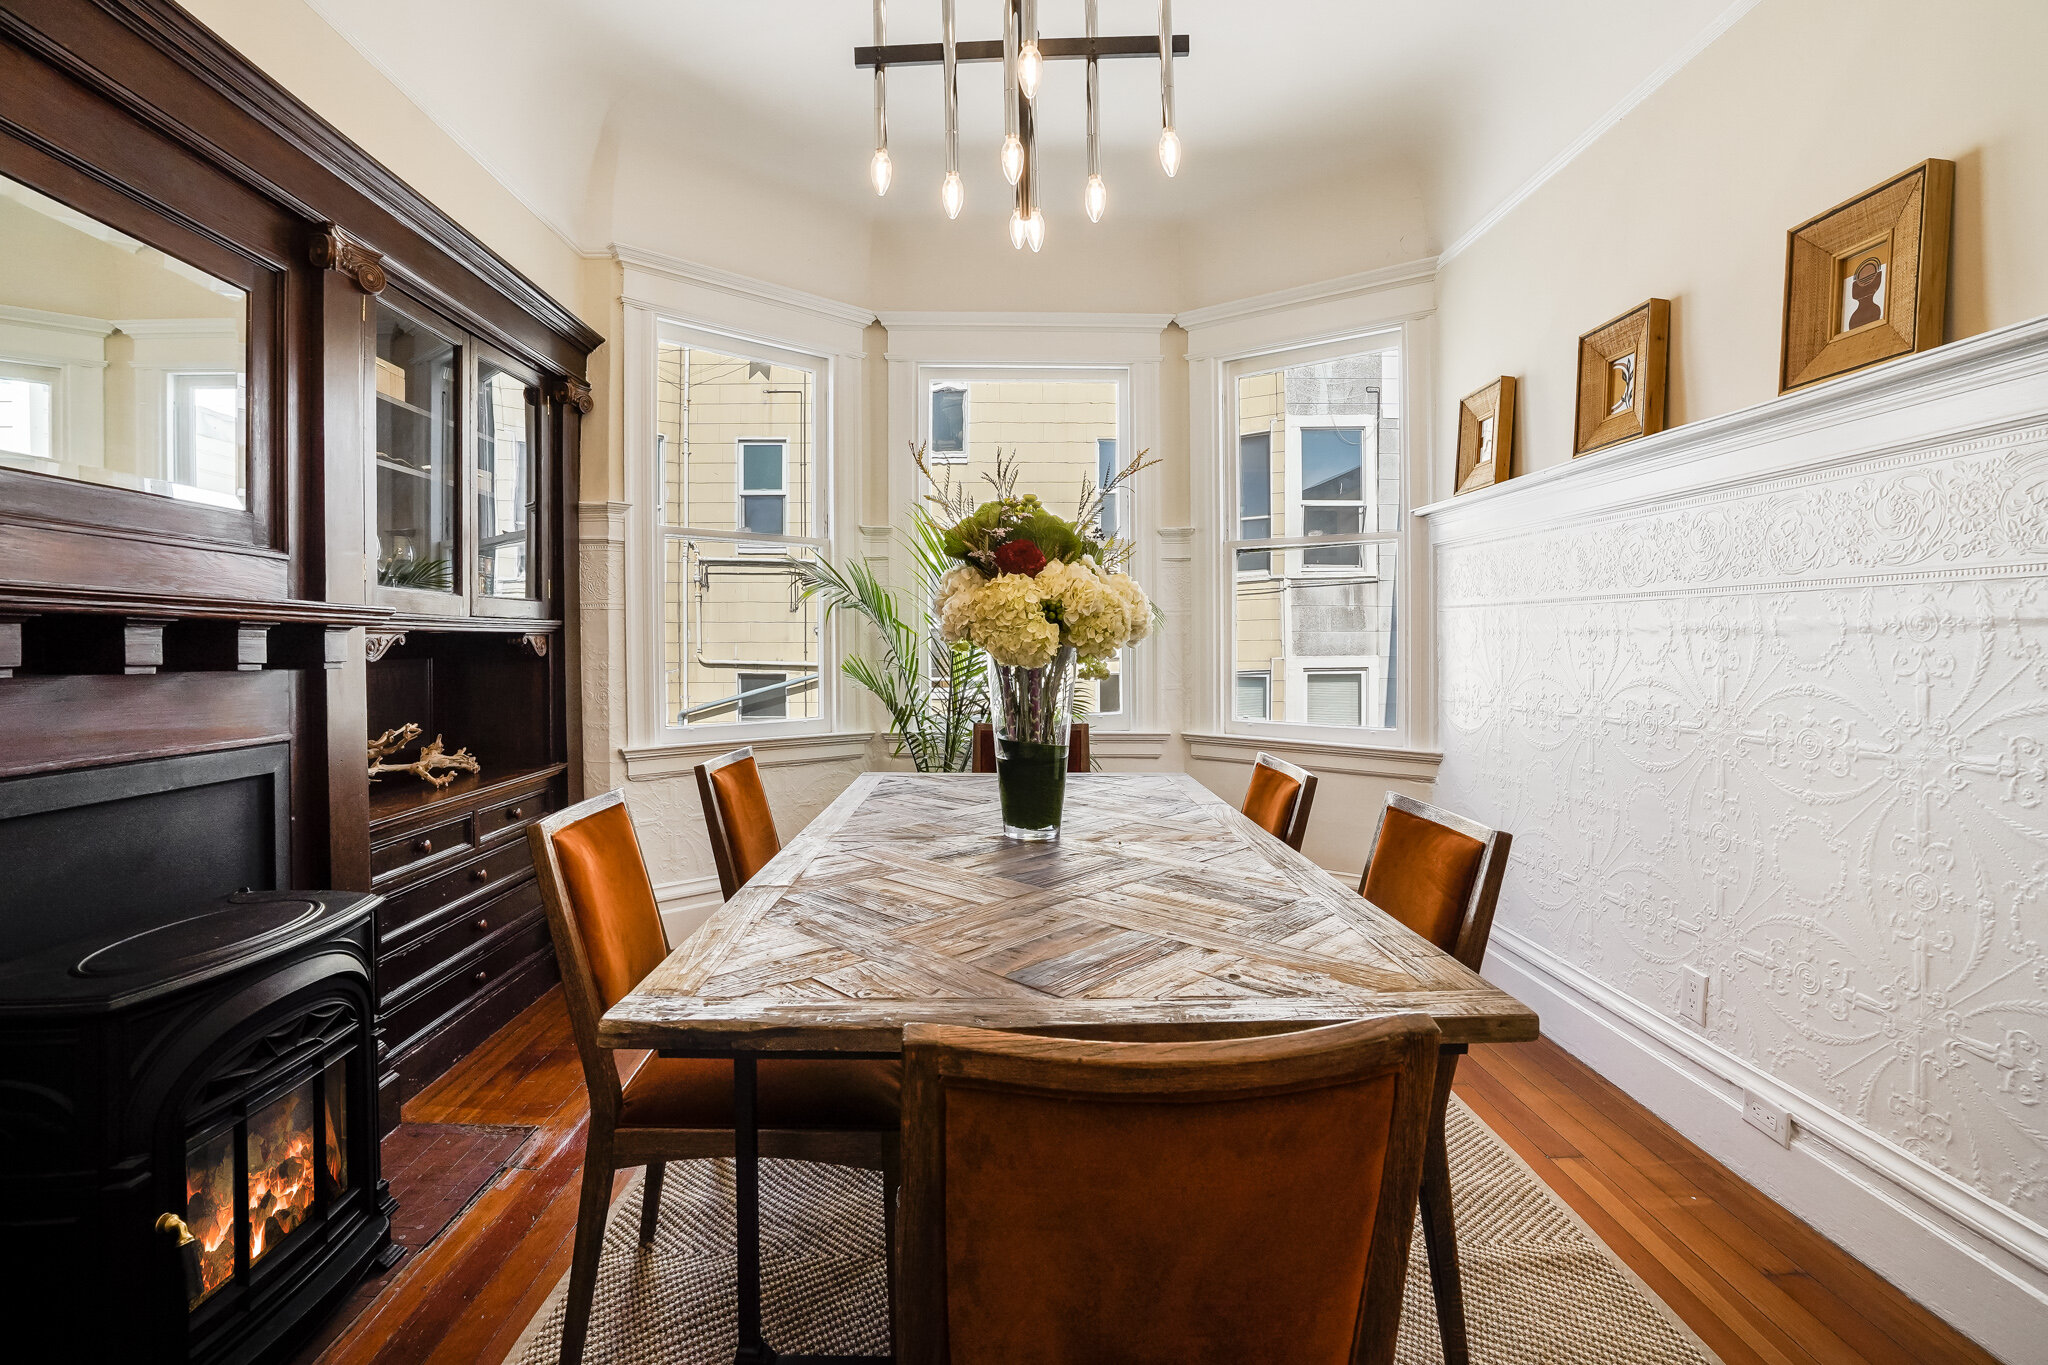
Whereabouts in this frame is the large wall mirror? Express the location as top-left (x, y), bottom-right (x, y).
top-left (0, 172), bottom-right (249, 510)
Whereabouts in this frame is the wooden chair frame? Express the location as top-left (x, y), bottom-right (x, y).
top-left (1249, 750), bottom-right (1320, 851)
top-left (895, 1015), bottom-right (1440, 1365)
top-left (1355, 791), bottom-right (1513, 1365)
top-left (528, 790), bottom-right (896, 1365)
top-left (1357, 792), bottom-right (1510, 974)
top-left (695, 745), bottom-right (771, 901)
top-left (970, 721), bottom-right (1092, 774)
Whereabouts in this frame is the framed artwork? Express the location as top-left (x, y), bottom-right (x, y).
top-left (1455, 377), bottom-right (1516, 494)
top-left (1779, 159), bottom-right (1953, 393)
top-left (1574, 299), bottom-right (1669, 457)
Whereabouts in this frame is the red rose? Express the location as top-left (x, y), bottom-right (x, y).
top-left (993, 539), bottom-right (1047, 577)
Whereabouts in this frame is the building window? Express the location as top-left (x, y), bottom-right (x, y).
top-left (738, 439), bottom-right (787, 539)
top-left (1235, 671), bottom-right (1271, 721)
top-left (656, 326), bottom-right (825, 730)
top-left (1237, 431), bottom-right (1272, 575)
top-left (736, 671), bottom-right (789, 720)
top-left (1096, 437), bottom-right (1121, 540)
top-left (1303, 670), bottom-right (1363, 727)
top-left (1226, 335), bottom-right (1403, 734)
top-left (929, 384), bottom-right (967, 459)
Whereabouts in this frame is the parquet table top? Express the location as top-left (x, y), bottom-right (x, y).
top-left (600, 773), bottom-right (1539, 1054)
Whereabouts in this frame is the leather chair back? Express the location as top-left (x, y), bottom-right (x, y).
top-left (695, 747), bottom-right (782, 899)
top-left (1241, 751), bottom-right (1318, 850)
top-left (1358, 794), bottom-right (1511, 971)
top-left (896, 1015), bottom-right (1438, 1365)
top-left (970, 721), bottom-right (1091, 774)
top-left (527, 790), bottom-right (670, 1125)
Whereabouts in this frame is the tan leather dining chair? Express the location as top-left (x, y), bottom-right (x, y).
top-left (528, 791), bottom-right (900, 1365)
top-left (1241, 751), bottom-right (1318, 851)
top-left (1356, 792), bottom-right (1512, 1365)
top-left (895, 1015), bottom-right (1439, 1365)
top-left (970, 721), bottom-right (1091, 774)
top-left (694, 746), bottom-right (783, 900)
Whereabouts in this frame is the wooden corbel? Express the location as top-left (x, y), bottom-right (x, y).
top-left (310, 224), bottom-right (388, 294)
top-left (547, 375), bottom-right (594, 414)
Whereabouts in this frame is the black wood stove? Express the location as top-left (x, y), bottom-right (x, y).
top-left (0, 747), bottom-right (394, 1364)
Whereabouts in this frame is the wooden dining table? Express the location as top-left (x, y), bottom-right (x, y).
top-left (601, 771), bottom-right (1539, 1365)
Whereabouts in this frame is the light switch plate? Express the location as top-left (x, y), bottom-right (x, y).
top-left (1744, 1090), bottom-right (1792, 1146)
top-left (1681, 966), bottom-right (1709, 1026)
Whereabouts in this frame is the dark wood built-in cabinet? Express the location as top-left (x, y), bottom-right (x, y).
top-left (0, 2), bottom-right (598, 1349)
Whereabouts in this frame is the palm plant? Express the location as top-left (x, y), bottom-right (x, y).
top-left (796, 511), bottom-right (989, 772)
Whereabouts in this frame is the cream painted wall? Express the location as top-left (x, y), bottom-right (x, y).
top-left (1436, 0), bottom-right (2048, 478)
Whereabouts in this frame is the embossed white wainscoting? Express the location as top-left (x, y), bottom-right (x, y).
top-left (1420, 319), bottom-right (2048, 1361)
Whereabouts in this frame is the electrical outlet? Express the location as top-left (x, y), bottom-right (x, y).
top-left (1743, 1090), bottom-right (1792, 1147)
top-left (1680, 967), bottom-right (1709, 1026)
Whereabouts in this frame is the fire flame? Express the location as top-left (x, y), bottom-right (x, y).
top-left (185, 1139), bottom-right (237, 1303)
top-left (247, 1086), bottom-right (315, 1263)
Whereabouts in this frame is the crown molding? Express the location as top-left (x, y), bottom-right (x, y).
top-left (1434, 0), bottom-right (1766, 267)
top-left (614, 243), bottom-right (878, 333)
top-left (876, 311), bottom-right (1176, 334)
top-left (1174, 256), bottom-right (1438, 334)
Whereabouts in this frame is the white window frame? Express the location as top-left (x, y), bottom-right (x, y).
top-left (0, 358), bottom-right (59, 462)
top-left (1201, 322), bottom-right (1430, 751)
top-left (631, 316), bottom-right (841, 745)
top-left (1287, 413), bottom-right (1378, 574)
top-left (913, 362), bottom-right (1138, 732)
top-left (1234, 669), bottom-right (1272, 721)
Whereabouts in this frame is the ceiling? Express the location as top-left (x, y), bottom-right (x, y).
top-left (303, 0), bottom-right (1746, 270)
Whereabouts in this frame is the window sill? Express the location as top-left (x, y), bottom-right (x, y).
top-left (621, 730), bottom-right (876, 781)
top-left (1181, 730), bottom-right (1441, 781)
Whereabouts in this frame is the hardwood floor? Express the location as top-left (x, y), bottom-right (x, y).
top-left (310, 989), bottom-right (1999, 1365)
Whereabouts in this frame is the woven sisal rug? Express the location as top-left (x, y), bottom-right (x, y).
top-left (504, 1098), bottom-right (1721, 1364)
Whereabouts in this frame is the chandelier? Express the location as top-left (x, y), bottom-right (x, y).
top-left (856, 0), bottom-right (1189, 251)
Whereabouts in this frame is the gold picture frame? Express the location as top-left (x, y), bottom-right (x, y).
top-left (1574, 299), bottom-right (1669, 457)
top-left (1779, 159), bottom-right (1953, 393)
top-left (1455, 377), bottom-right (1516, 494)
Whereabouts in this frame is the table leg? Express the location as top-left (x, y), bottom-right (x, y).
top-left (733, 1055), bottom-right (776, 1365)
top-left (1419, 1044), bottom-right (1469, 1365)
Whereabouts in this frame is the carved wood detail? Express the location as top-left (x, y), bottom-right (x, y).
top-left (513, 633), bottom-right (548, 657)
top-left (365, 631), bottom-right (407, 663)
top-left (310, 224), bottom-right (388, 295)
top-left (547, 375), bottom-right (594, 415)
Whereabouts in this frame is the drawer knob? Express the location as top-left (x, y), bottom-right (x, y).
top-left (471, 867), bottom-right (491, 883)
top-left (415, 837), bottom-right (433, 855)
top-left (507, 806), bottom-right (525, 819)
top-left (474, 969), bottom-right (488, 983)
top-left (474, 916), bottom-right (490, 932)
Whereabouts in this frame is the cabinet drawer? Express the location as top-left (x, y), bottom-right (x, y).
top-left (376, 839), bottom-right (537, 948)
top-left (476, 783), bottom-right (559, 844)
top-left (379, 879), bottom-right (543, 1000)
top-left (371, 813), bottom-right (474, 884)
top-left (380, 903), bottom-right (552, 1056)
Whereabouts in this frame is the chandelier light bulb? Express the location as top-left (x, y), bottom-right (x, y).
top-left (1084, 173), bottom-right (1107, 223)
top-left (870, 148), bottom-right (893, 196)
top-left (1158, 127), bottom-right (1182, 178)
top-left (1008, 208), bottom-right (1028, 250)
top-left (1018, 41), bottom-right (1043, 100)
top-left (1025, 208), bottom-right (1046, 253)
top-left (1001, 135), bottom-right (1025, 187)
top-left (941, 171), bottom-right (964, 220)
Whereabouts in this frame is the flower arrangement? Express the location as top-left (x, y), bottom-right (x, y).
top-left (922, 445), bottom-right (1157, 677)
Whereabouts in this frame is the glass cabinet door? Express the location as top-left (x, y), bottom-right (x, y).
top-left (474, 361), bottom-right (538, 601)
top-left (374, 302), bottom-right (459, 597)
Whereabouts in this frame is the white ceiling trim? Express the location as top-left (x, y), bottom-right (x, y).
top-left (876, 311), bottom-right (1177, 333)
top-left (614, 243), bottom-right (878, 334)
top-left (1434, 0), bottom-right (1767, 267)
top-left (1174, 256), bottom-right (1438, 333)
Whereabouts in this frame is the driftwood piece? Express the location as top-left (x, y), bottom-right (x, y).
top-left (366, 724), bottom-right (480, 788)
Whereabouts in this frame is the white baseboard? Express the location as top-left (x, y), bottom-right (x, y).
top-left (1483, 926), bottom-right (2046, 1364)
top-left (653, 874), bottom-right (725, 947)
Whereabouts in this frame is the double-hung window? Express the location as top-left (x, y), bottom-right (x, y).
top-left (917, 366), bottom-right (1133, 724)
top-left (1224, 333), bottom-right (1405, 736)
top-left (0, 359), bottom-right (58, 465)
top-left (655, 324), bottom-right (826, 730)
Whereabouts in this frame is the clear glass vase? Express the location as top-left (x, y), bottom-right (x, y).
top-left (988, 645), bottom-right (1078, 840)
